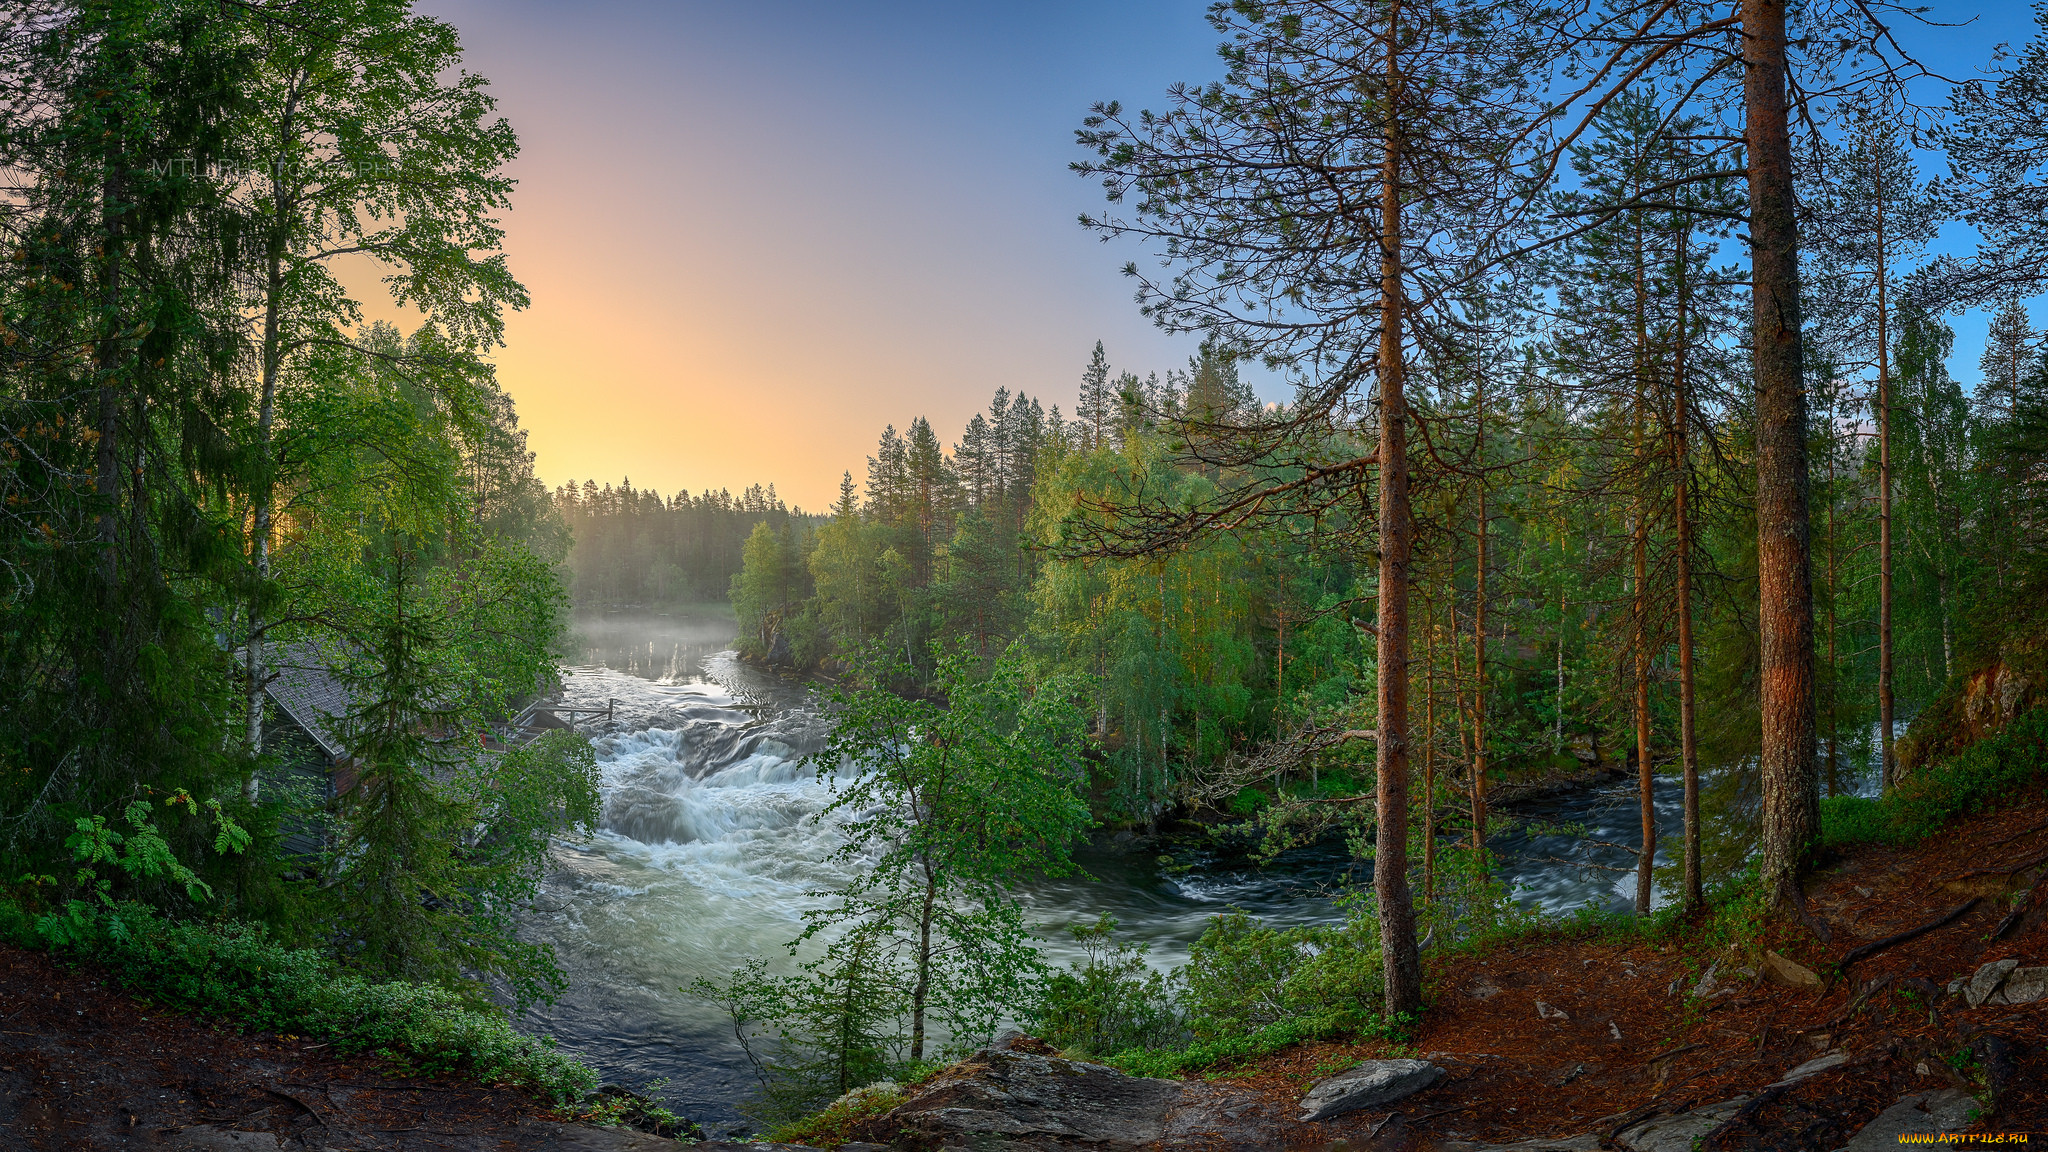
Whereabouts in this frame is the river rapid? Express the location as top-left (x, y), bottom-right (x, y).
top-left (516, 609), bottom-right (1878, 1135)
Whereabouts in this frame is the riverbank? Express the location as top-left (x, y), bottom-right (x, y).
top-left (0, 942), bottom-right (691, 1150)
top-left (835, 786), bottom-right (2047, 1149)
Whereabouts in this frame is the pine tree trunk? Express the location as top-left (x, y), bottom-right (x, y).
top-left (1743, 0), bottom-right (1819, 912)
top-left (1423, 597), bottom-right (1437, 904)
top-left (1473, 387), bottom-right (1490, 856)
top-left (1632, 226), bottom-right (1655, 916)
top-left (1875, 158), bottom-right (1895, 792)
top-left (1674, 227), bottom-right (1704, 910)
top-left (1373, 14), bottom-right (1423, 1019)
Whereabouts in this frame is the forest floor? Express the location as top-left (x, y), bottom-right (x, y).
top-left (1164, 786), bottom-right (2048, 1149)
top-left (0, 947), bottom-right (678, 1151)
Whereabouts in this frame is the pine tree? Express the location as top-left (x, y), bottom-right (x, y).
top-left (1078, 341), bottom-right (1113, 450)
top-left (1980, 299), bottom-right (2038, 419)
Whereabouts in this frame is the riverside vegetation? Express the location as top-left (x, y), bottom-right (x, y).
top-left (7, 0), bottom-right (2048, 1141)
top-left (0, 0), bottom-right (604, 1107)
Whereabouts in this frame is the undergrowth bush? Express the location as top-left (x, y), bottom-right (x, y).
top-left (1822, 704), bottom-right (2048, 850)
top-left (768, 1080), bottom-right (905, 1147)
top-left (1025, 914), bottom-right (1182, 1057)
top-left (1029, 898), bottom-right (1402, 1080)
top-left (0, 898), bottom-right (598, 1102)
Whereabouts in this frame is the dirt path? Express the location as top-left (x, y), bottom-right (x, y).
top-left (0, 945), bottom-right (676, 1150)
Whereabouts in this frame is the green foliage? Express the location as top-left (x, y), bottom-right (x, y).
top-left (1822, 705), bottom-right (2048, 850)
top-left (1026, 914), bottom-right (1183, 1057)
top-left (1179, 903), bottom-right (1383, 1041)
top-left (697, 645), bottom-right (1095, 1120)
top-left (767, 1081), bottom-right (907, 1148)
top-left (1228, 787), bottom-right (1273, 817)
top-left (803, 645), bottom-right (1095, 1057)
top-left (0, 899), bottom-right (597, 1102)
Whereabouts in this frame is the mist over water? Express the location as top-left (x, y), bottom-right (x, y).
top-left (517, 609), bottom-right (1817, 1133)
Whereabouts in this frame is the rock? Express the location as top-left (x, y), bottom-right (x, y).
top-left (168, 1130), bottom-right (288, 1151)
top-left (1435, 1137), bottom-right (1604, 1151)
top-left (1762, 949), bottom-right (1822, 987)
top-left (1771, 1048), bottom-right (1849, 1086)
top-left (507, 1122), bottom-right (693, 1150)
top-left (855, 1035), bottom-right (1182, 1149)
top-left (1535, 1000), bottom-right (1570, 1020)
top-left (1988, 965), bottom-right (2048, 1005)
top-left (590, 1083), bottom-right (705, 1140)
top-left (1615, 1097), bottom-right (1750, 1152)
top-left (1296, 1058), bottom-right (1444, 1122)
top-left (1829, 1089), bottom-right (1981, 1151)
top-left (1966, 957), bottom-right (2021, 1006)
top-left (1691, 961), bottom-right (1721, 998)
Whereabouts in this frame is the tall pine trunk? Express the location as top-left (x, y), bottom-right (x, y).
top-left (1374, 8), bottom-right (1423, 1018)
top-left (1673, 224), bottom-right (1704, 910)
top-left (1743, 0), bottom-right (1819, 912)
top-left (1874, 144), bottom-right (1896, 791)
top-left (1632, 219), bottom-right (1656, 916)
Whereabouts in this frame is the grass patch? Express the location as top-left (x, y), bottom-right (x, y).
top-left (1822, 705), bottom-right (2048, 851)
top-left (1100, 1011), bottom-right (1408, 1080)
top-left (0, 898), bottom-right (598, 1103)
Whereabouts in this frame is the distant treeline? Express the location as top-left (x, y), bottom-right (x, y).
top-left (554, 478), bottom-right (820, 606)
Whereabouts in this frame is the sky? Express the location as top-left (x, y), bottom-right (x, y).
top-left (412, 0), bottom-right (2042, 512)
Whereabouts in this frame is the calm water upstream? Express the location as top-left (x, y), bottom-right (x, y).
top-left (516, 609), bottom-right (1876, 1135)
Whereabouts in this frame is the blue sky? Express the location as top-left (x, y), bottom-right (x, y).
top-left (415, 0), bottom-right (2045, 508)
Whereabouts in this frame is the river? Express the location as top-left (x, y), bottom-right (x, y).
top-left (515, 609), bottom-right (1877, 1136)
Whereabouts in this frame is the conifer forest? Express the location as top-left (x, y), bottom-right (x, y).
top-left (6, 0), bottom-right (2048, 1143)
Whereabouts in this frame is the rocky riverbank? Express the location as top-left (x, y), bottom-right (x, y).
top-left (738, 787), bottom-right (2048, 1150)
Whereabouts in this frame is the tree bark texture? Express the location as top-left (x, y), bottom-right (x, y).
top-left (1743, 0), bottom-right (1819, 910)
top-left (1374, 12), bottom-right (1423, 1019)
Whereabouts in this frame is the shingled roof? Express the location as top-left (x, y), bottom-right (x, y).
top-left (264, 640), bottom-right (364, 760)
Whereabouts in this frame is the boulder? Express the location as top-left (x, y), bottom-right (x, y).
top-left (854, 1031), bottom-right (1182, 1150)
top-left (1966, 958), bottom-right (2021, 1007)
top-left (1615, 1097), bottom-right (1750, 1152)
top-left (1829, 1089), bottom-right (1980, 1151)
top-left (1297, 1058), bottom-right (1444, 1122)
top-left (1762, 950), bottom-right (1822, 987)
top-left (1988, 965), bottom-right (2047, 1005)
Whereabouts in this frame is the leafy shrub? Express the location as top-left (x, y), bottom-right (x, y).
top-left (1026, 914), bottom-right (1183, 1057)
top-left (0, 899), bottom-right (598, 1102)
top-left (1820, 705), bottom-right (2048, 850)
top-left (1229, 787), bottom-right (1271, 817)
top-left (1179, 903), bottom-right (1382, 1041)
top-left (769, 1081), bottom-right (905, 1147)
top-left (1819, 795), bottom-right (1890, 847)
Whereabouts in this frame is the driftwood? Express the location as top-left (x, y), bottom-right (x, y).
top-left (1838, 898), bottom-right (1978, 971)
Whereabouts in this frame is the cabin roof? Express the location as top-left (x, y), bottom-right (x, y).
top-left (264, 640), bottom-right (363, 761)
